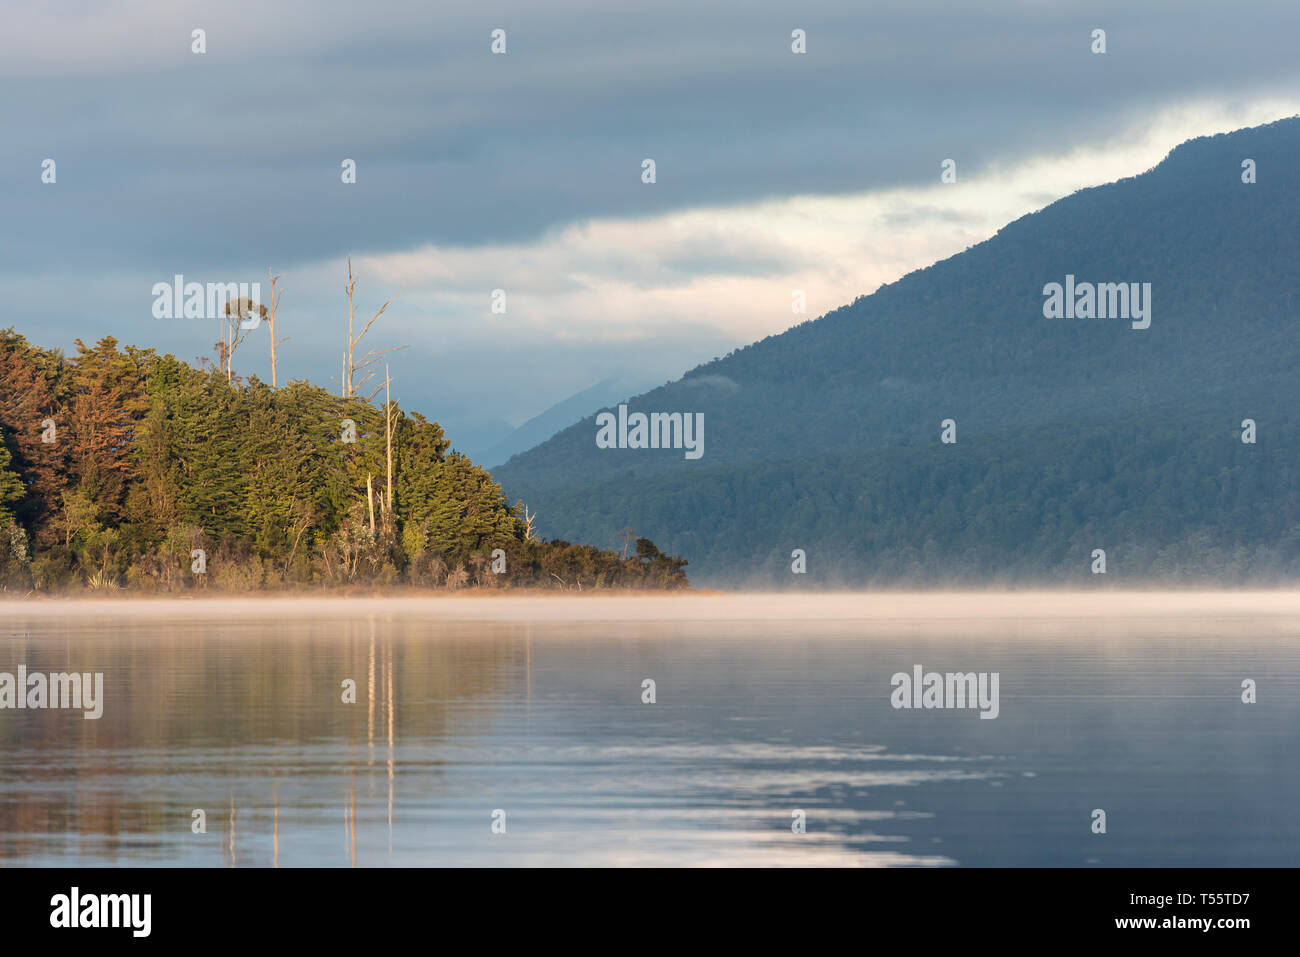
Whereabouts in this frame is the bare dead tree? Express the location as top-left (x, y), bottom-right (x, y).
top-left (266, 267), bottom-right (288, 388)
top-left (366, 473), bottom-right (375, 537)
top-left (220, 297), bottom-right (266, 384)
top-left (523, 503), bottom-right (538, 542)
top-left (359, 346), bottom-right (406, 401)
top-left (383, 364), bottom-right (395, 515)
top-left (334, 351), bottom-right (346, 397)
top-left (343, 256), bottom-right (406, 399)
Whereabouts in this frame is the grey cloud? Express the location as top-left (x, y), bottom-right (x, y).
top-left (5, 0), bottom-right (1300, 442)
top-left (7, 1), bottom-right (1300, 277)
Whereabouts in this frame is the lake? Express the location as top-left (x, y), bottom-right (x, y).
top-left (1, 593), bottom-right (1296, 866)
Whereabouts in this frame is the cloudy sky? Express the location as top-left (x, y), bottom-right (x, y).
top-left (5, 0), bottom-right (1300, 456)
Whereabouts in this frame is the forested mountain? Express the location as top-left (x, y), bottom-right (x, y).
top-left (496, 117), bottom-right (1300, 585)
top-left (0, 331), bottom-right (688, 592)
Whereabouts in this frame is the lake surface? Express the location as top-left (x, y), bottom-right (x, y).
top-left (0, 594), bottom-right (1296, 867)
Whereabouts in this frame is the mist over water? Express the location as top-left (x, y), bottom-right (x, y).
top-left (1, 594), bottom-right (1296, 866)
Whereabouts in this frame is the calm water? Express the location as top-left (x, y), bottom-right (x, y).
top-left (1, 598), bottom-right (1297, 866)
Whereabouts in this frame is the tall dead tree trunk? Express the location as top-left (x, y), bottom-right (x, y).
top-left (384, 365), bottom-right (394, 516)
top-left (366, 474), bottom-right (375, 537)
top-left (343, 255), bottom-right (405, 400)
top-left (266, 267), bottom-right (287, 388)
top-left (346, 259), bottom-right (356, 397)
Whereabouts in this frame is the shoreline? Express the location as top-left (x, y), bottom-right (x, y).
top-left (4, 590), bottom-right (1300, 622)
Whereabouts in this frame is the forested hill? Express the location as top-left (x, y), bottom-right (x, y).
top-left (0, 332), bottom-right (689, 592)
top-left (496, 117), bottom-right (1300, 585)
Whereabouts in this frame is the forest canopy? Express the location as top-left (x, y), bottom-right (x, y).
top-left (0, 330), bottom-right (689, 593)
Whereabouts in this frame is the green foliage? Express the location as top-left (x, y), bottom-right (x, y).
top-left (0, 439), bottom-right (29, 587)
top-left (0, 332), bottom-right (688, 592)
top-left (518, 407), bottom-right (1300, 585)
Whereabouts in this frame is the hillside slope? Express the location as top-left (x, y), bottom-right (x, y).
top-left (496, 117), bottom-right (1300, 584)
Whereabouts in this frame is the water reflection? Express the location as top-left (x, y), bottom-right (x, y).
top-left (0, 603), bottom-right (1296, 866)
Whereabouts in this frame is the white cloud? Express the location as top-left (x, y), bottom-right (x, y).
top-left (330, 97), bottom-right (1300, 348)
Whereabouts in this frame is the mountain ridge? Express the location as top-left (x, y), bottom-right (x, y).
top-left (495, 116), bottom-right (1300, 584)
